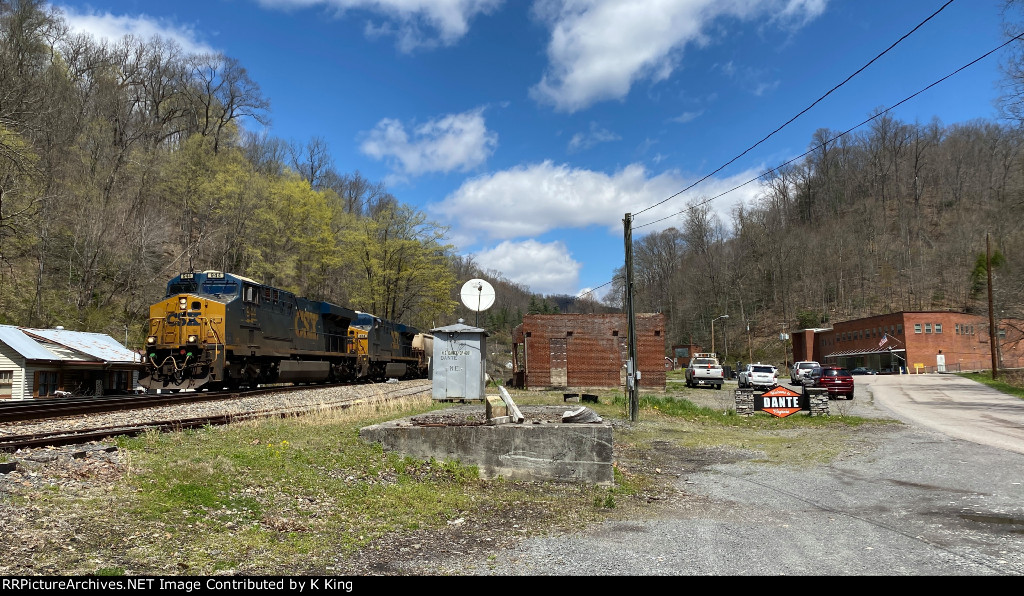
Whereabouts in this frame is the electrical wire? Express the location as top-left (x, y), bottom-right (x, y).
top-left (573, 28), bottom-right (1024, 305)
top-left (632, 0), bottom-right (957, 218)
top-left (634, 30), bottom-right (1024, 230)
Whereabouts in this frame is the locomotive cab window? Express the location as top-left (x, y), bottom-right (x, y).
top-left (243, 284), bottom-right (259, 304)
top-left (167, 280), bottom-right (198, 295)
top-left (201, 281), bottom-right (238, 296)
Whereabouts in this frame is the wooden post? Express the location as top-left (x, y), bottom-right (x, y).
top-left (623, 213), bottom-right (638, 422)
top-left (987, 233), bottom-right (998, 379)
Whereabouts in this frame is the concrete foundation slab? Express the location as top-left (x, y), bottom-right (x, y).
top-left (358, 405), bottom-right (613, 486)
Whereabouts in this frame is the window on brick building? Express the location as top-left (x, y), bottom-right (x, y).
top-left (914, 324), bottom-right (922, 334)
top-left (654, 330), bottom-right (661, 336)
top-left (935, 323), bottom-right (942, 334)
top-left (925, 323), bottom-right (932, 333)
top-left (897, 324), bottom-right (903, 334)
top-left (566, 331), bottom-right (573, 337)
top-left (612, 330), bottom-right (618, 336)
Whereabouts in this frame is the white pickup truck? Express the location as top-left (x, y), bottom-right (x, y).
top-left (685, 353), bottom-right (724, 390)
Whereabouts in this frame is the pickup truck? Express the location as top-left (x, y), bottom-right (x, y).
top-left (737, 363), bottom-right (778, 390)
top-left (685, 353), bottom-right (724, 390)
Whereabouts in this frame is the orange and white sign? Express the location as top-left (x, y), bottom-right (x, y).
top-left (757, 385), bottom-right (804, 418)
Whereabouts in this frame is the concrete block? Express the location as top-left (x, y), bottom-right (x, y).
top-left (485, 395), bottom-right (507, 419)
top-left (359, 405), bottom-right (613, 486)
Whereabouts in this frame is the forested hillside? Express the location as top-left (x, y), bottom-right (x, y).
top-left (1, 1), bottom-right (1021, 369)
top-left (0, 1), bottom-right (458, 341)
top-left (616, 116), bottom-right (1024, 364)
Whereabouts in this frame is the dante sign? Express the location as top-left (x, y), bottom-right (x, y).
top-left (756, 385), bottom-right (806, 418)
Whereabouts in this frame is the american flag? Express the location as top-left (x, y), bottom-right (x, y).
top-left (879, 335), bottom-right (888, 348)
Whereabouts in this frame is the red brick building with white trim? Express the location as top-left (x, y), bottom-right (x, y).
top-left (792, 312), bottom-right (1023, 373)
top-left (511, 313), bottom-right (666, 390)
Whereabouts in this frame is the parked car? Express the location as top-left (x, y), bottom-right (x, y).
top-left (850, 367), bottom-right (878, 375)
top-left (686, 353), bottom-right (724, 390)
top-left (789, 361), bottom-right (820, 385)
top-left (806, 366), bottom-right (855, 399)
top-left (737, 363), bottom-right (778, 390)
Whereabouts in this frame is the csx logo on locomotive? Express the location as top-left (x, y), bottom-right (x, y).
top-left (165, 311), bottom-right (201, 326)
top-left (295, 310), bottom-right (319, 340)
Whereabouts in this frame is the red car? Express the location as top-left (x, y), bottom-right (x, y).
top-left (808, 366), bottom-right (854, 399)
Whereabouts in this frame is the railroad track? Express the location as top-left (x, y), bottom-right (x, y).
top-left (0, 380), bottom-right (431, 452)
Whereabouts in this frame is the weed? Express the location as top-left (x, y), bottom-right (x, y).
top-left (958, 371), bottom-right (1024, 400)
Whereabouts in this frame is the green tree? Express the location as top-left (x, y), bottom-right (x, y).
top-left (344, 203), bottom-right (456, 327)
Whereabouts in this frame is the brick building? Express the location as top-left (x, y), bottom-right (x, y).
top-left (793, 311), bottom-right (1023, 373)
top-left (511, 313), bottom-right (666, 390)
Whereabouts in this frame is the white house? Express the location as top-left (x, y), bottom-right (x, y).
top-left (0, 325), bottom-right (142, 400)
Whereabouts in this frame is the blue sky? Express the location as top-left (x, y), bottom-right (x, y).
top-left (53, 0), bottom-right (1012, 299)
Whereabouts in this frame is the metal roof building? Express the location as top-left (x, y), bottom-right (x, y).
top-left (0, 325), bottom-right (142, 400)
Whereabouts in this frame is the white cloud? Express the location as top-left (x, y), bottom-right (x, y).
top-left (57, 6), bottom-right (216, 54)
top-left (359, 108), bottom-right (498, 176)
top-left (473, 240), bottom-right (581, 295)
top-left (530, 0), bottom-right (828, 112)
top-left (430, 160), bottom-right (764, 243)
top-left (253, 0), bottom-right (502, 52)
top-left (670, 110), bottom-right (704, 124)
top-left (567, 122), bottom-right (620, 152)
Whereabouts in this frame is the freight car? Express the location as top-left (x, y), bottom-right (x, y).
top-left (140, 270), bottom-right (430, 391)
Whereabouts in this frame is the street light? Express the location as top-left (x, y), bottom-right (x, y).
top-left (711, 314), bottom-right (729, 356)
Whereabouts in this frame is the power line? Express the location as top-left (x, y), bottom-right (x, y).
top-left (591, 26), bottom-right (1022, 307)
top-left (635, 31), bottom-right (1024, 231)
top-left (632, 0), bottom-right (957, 218)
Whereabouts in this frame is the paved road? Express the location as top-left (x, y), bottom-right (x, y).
top-left (467, 374), bottom-right (1024, 576)
top-left (863, 373), bottom-right (1024, 454)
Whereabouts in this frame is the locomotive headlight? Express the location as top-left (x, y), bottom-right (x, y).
top-left (187, 334), bottom-right (198, 344)
top-left (146, 336), bottom-right (156, 345)
top-left (178, 297), bottom-right (187, 310)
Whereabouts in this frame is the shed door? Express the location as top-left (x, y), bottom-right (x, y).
top-left (549, 338), bottom-right (567, 388)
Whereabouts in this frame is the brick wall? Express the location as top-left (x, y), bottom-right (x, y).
top-left (805, 311), bottom-right (1024, 372)
top-left (515, 313), bottom-right (665, 390)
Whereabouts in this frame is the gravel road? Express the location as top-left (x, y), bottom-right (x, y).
top-left (462, 376), bottom-right (1024, 576)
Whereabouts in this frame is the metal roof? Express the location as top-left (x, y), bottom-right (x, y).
top-left (0, 325), bottom-right (61, 360)
top-left (431, 322), bottom-right (488, 334)
top-left (19, 327), bottom-right (140, 363)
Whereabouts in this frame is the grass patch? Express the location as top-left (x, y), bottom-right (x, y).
top-left (9, 382), bottom-right (896, 575)
top-left (957, 370), bottom-right (1024, 399)
top-left (20, 393), bottom-right (621, 575)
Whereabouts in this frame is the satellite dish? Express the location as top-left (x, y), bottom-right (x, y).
top-left (460, 279), bottom-right (495, 313)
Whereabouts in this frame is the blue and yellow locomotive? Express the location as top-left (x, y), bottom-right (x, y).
top-left (140, 271), bottom-right (430, 391)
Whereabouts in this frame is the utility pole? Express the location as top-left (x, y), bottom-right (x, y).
top-left (987, 233), bottom-right (999, 380)
top-left (623, 213), bottom-right (639, 422)
top-left (747, 321), bottom-right (752, 363)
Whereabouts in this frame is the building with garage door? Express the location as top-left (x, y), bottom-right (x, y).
top-left (792, 311), bottom-right (1023, 373)
top-left (0, 325), bottom-right (142, 399)
top-left (510, 313), bottom-right (666, 390)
